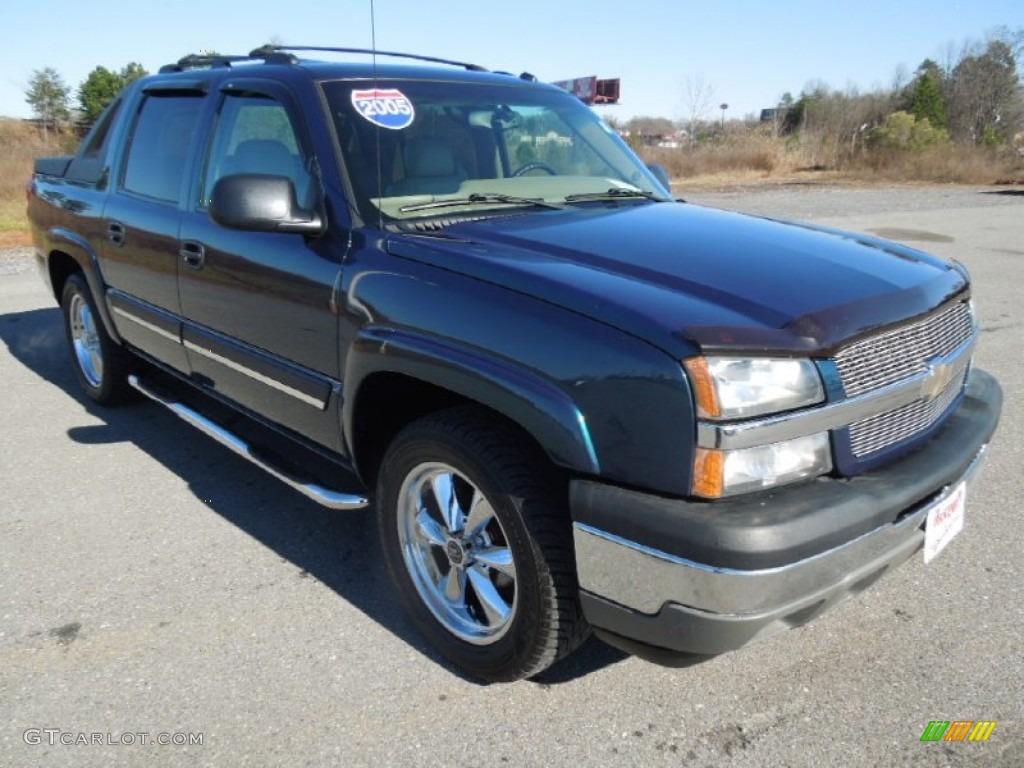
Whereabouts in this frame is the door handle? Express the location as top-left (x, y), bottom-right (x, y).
top-left (107, 221), bottom-right (125, 246)
top-left (179, 240), bottom-right (206, 270)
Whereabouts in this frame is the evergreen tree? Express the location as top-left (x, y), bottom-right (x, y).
top-left (78, 62), bottom-right (149, 124)
top-left (78, 66), bottom-right (123, 124)
top-left (911, 69), bottom-right (947, 128)
top-left (25, 68), bottom-right (71, 130)
top-left (120, 62), bottom-right (148, 84)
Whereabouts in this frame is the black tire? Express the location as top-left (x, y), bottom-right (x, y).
top-left (377, 406), bottom-right (589, 682)
top-left (61, 273), bottom-right (135, 405)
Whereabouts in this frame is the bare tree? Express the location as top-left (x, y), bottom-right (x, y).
top-left (681, 75), bottom-right (716, 139)
top-left (890, 63), bottom-right (910, 94)
top-left (991, 25), bottom-right (1024, 62)
top-left (947, 39), bottom-right (1020, 143)
top-left (789, 83), bottom-right (894, 168)
top-left (937, 39), bottom-right (961, 80)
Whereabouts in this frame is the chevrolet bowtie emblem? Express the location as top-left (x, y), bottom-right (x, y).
top-left (921, 358), bottom-right (956, 401)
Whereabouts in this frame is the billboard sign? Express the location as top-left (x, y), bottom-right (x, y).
top-left (553, 76), bottom-right (598, 103)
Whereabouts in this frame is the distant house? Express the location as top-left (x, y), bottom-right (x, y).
top-left (760, 107), bottom-right (792, 135)
top-left (618, 129), bottom-right (688, 148)
top-left (759, 108), bottom-right (790, 124)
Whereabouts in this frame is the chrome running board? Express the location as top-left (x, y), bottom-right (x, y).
top-left (128, 375), bottom-right (368, 510)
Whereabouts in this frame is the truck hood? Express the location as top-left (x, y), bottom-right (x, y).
top-left (386, 202), bottom-right (967, 358)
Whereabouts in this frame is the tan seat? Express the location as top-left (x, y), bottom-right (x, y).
top-left (386, 137), bottom-right (466, 196)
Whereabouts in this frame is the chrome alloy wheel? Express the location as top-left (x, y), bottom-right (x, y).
top-left (397, 462), bottom-right (518, 645)
top-left (68, 293), bottom-right (103, 388)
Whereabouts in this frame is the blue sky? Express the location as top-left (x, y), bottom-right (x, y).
top-left (2, 0), bottom-right (1019, 123)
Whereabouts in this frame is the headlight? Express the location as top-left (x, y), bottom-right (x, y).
top-left (684, 357), bottom-right (824, 420)
top-left (693, 432), bottom-right (832, 498)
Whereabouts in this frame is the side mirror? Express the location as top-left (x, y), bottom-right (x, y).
top-left (209, 174), bottom-right (324, 235)
top-left (646, 163), bottom-right (672, 196)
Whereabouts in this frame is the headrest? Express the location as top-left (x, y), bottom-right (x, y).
top-left (232, 139), bottom-right (296, 176)
top-left (403, 137), bottom-right (457, 178)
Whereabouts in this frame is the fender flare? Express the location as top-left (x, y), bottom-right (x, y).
top-left (343, 327), bottom-right (600, 477)
top-left (44, 227), bottom-right (122, 344)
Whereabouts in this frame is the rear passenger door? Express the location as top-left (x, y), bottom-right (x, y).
top-left (177, 81), bottom-right (343, 451)
top-left (103, 84), bottom-right (207, 372)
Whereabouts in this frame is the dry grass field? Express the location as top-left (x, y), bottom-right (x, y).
top-left (640, 131), bottom-right (1024, 190)
top-left (1, 120), bottom-right (79, 246)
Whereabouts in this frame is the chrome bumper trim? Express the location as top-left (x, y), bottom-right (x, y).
top-left (697, 336), bottom-right (975, 450)
top-left (573, 443), bottom-right (988, 616)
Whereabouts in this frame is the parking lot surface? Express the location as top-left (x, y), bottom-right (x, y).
top-left (2, 185), bottom-right (1022, 767)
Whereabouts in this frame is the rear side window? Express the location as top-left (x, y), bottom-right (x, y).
top-left (122, 95), bottom-right (203, 203)
top-left (81, 98), bottom-right (122, 158)
top-left (65, 98), bottom-right (124, 184)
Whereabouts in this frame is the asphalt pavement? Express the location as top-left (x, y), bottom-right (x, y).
top-left (1, 185), bottom-right (1021, 767)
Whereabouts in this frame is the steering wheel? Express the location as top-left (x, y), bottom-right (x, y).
top-left (511, 162), bottom-right (558, 177)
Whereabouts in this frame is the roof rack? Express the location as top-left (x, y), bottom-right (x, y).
top-left (158, 51), bottom-right (297, 73)
top-left (159, 45), bottom-right (490, 75)
top-left (248, 45), bottom-right (488, 72)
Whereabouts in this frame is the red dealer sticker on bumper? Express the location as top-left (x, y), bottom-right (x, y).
top-left (923, 481), bottom-right (966, 564)
top-left (351, 88), bottom-right (415, 129)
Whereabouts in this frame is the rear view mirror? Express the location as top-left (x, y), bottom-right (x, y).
top-left (210, 174), bottom-right (324, 235)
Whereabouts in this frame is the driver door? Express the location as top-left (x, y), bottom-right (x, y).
top-left (177, 81), bottom-right (343, 452)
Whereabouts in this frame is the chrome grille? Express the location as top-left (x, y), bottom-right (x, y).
top-left (848, 369), bottom-right (967, 457)
top-left (834, 302), bottom-right (974, 397)
top-left (834, 301), bottom-right (974, 459)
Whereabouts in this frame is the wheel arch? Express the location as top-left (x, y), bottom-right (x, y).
top-left (43, 229), bottom-right (122, 344)
top-left (48, 250), bottom-right (81, 302)
top-left (344, 330), bottom-right (600, 488)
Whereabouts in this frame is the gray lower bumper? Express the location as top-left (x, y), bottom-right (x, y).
top-left (572, 370), bottom-right (1001, 658)
top-left (576, 444), bottom-right (988, 656)
top-left (576, 444), bottom-right (986, 618)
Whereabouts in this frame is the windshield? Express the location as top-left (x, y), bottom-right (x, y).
top-left (322, 78), bottom-right (669, 222)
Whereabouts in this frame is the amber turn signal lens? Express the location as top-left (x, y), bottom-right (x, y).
top-left (683, 357), bottom-right (721, 419)
top-left (692, 447), bottom-right (725, 498)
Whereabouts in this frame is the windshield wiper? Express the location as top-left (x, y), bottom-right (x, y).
top-left (563, 188), bottom-right (665, 203)
top-left (398, 193), bottom-right (566, 213)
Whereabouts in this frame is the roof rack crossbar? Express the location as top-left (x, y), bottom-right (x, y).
top-left (158, 51), bottom-right (298, 74)
top-left (248, 45), bottom-right (488, 72)
top-left (159, 54), bottom-right (247, 73)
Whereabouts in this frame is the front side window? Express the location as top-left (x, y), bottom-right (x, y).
top-left (122, 95), bottom-right (203, 203)
top-left (322, 79), bottom-right (668, 222)
top-left (201, 94), bottom-right (313, 208)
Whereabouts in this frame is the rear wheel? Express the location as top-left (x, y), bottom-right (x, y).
top-left (61, 273), bottom-right (134, 405)
top-left (377, 406), bottom-right (588, 681)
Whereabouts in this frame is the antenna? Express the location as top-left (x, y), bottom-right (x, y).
top-left (369, 0), bottom-right (384, 230)
top-left (369, 0), bottom-right (378, 64)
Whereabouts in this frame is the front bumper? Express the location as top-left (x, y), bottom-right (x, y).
top-left (572, 368), bottom-right (1002, 660)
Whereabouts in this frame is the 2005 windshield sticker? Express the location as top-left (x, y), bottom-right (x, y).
top-left (351, 88), bottom-right (415, 129)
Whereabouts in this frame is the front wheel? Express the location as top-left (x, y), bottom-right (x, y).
top-left (61, 273), bottom-right (135, 405)
top-left (377, 407), bottom-right (588, 682)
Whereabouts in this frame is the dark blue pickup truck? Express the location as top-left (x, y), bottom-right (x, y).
top-left (28, 47), bottom-right (1002, 682)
